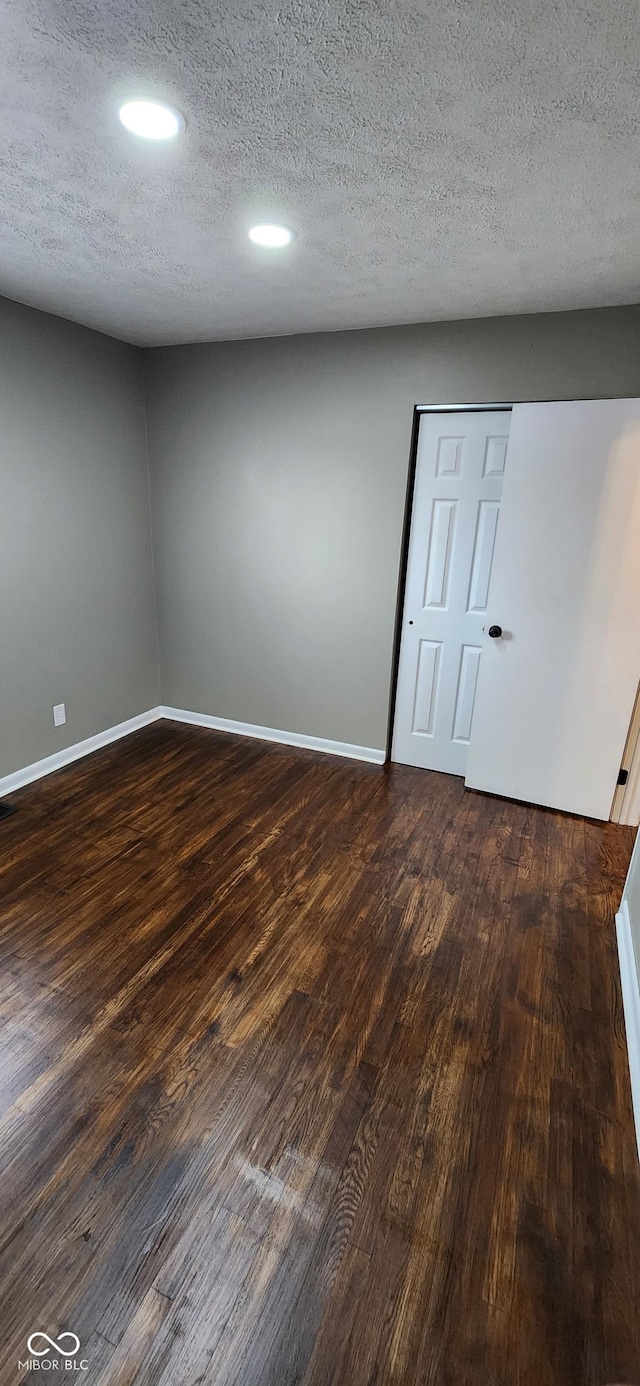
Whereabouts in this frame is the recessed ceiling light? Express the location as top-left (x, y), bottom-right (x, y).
top-left (117, 99), bottom-right (184, 140)
top-left (248, 224), bottom-right (295, 248)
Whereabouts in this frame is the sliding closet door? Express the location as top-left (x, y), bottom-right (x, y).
top-left (468, 396), bottom-right (640, 814)
top-left (392, 410), bottom-right (511, 775)
top-left (466, 399), bottom-right (640, 819)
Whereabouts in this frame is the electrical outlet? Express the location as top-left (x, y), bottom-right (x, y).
top-left (53, 703), bottom-right (66, 728)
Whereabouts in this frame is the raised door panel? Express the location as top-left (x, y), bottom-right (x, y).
top-left (483, 435), bottom-right (508, 476)
top-left (411, 641), bottom-right (442, 736)
top-left (466, 501), bottom-right (500, 613)
top-left (423, 500), bottom-right (457, 608)
top-left (452, 645), bottom-right (482, 744)
top-left (435, 435), bottom-right (464, 476)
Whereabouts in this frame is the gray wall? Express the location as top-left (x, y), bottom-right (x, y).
top-left (144, 305), bottom-right (640, 752)
top-left (0, 297), bottom-right (158, 778)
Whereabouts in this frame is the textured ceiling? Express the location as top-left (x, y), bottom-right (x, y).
top-left (1, 0), bottom-right (640, 346)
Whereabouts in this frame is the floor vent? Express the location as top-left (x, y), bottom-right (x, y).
top-left (0, 802), bottom-right (17, 820)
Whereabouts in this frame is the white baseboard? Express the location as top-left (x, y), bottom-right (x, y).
top-left (616, 899), bottom-right (640, 1161)
top-left (0, 703), bottom-right (386, 800)
top-left (0, 707), bottom-right (162, 797)
top-left (160, 706), bottom-right (386, 765)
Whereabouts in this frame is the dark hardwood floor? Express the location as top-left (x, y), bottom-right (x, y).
top-left (0, 721), bottom-right (639, 1385)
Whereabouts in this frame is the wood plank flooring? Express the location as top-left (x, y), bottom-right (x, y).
top-left (0, 720), bottom-right (639, 1385)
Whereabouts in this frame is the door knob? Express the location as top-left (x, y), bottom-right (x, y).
top-left (488, 624), bottom-right (503, 638)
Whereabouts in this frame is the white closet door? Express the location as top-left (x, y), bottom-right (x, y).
top-left (392, 410), bottom-right (511, 775)
top-left (466, 398), bottom-right (640, 819)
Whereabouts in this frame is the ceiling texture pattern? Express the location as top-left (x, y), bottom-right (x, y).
top-left (1, 0), bottom-right (640, 345)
